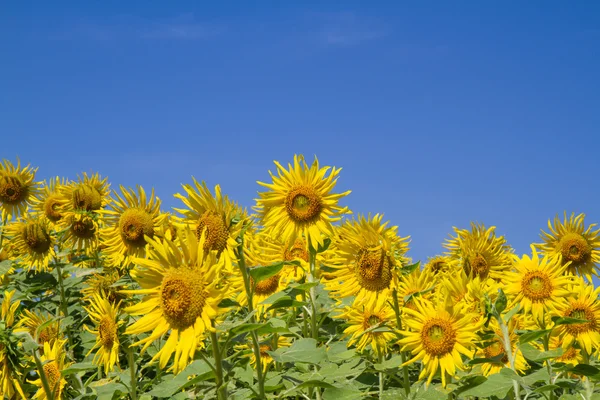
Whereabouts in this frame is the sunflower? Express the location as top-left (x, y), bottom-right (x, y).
top-left (0, 247), bottom-right (14, 284)
top-left (399, 298), bottom-right (479, 387)
top-left (123, 227), bottom-right (228, 374)
top-left (82, 268), bottom-right (127, 304)
top-left (174, 179), bottom-right (244, 272)
top-left (30, 177), bottom-right (69, 224)
top-left (504, 245), bottom-right (572, 325)
top-left (423, 255), bottom-right (453, 281)
top-left (155, 212), bottom-right (182, 241)
top-left (336, 295), bottom-right (397, 356)
top-left (479, 318), bottom-right (528, 377)
top-left (84, 294), bottom-right (123, 373)
top-left (444, 223), bottom-right (512, 280)
top-left (4, 215), bottom-right (56, 272)
top-left (1, 290), bottom-right (26, 399)
top-left (239, 335), bottom-right (292, 373)
top-left (437, 271), bottom-right (499, 323)
top-left (15, 310), bottom-right (61, 346)
top-left (31, 339), bottom-right (70, 400)
top-left (324, 214), bottom-right (410, 306)
top-left (58, 210), bottom-right (100, 254)
top-left (553, 278), bottom-right (600, 355)
top-left (550, 335), bottom-right (584, 367)
top-left (0, 159), bottom-right (40, 220)
top-left (101, 185), bottom-right (165, 267)
top-left (60, 172), bottom-right (110, 213)
top-left (537, 212), bottom-right (600, 280)
top-left (256, 154), bottom-right (351, 251)
top-left (397, 267), bottom-right (435, 311)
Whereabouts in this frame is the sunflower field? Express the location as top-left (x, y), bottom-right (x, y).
top-left (1, 156), bottom-right (600, 400)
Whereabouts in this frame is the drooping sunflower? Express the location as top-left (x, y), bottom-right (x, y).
top-left (478, 317), bottom-right (528, 377)
top-left (59, 172), bottom-right (110, 213)
top-left (123, 227), bottom-right (228, 374)
top-left (504, 245), bottom-right (572, 325)
top-left (30, 177), bottom-right (69, 224)
top-left (444, 223), bottom-right (513, 280)
top-left (1, 290), bottom-right (26, 400)
top-left (256, 154), bottom-right (352, 251)
top-left (397, 267), bottom-right (435, 311)
top-left (82, 268), bottom-right (127, 304)
top-left (324, 214), bottom-right (409, 306)
top-left (553, 278), bottom-right (600, 355)
top-left (4, 215), bottom-right (56, 272)
top-left (15, 309), bottom-right (61, 346)
top-left (84, 294), bottom-right (123, 373)
top-left (0, 159), bottom-right (40, 220)
top-left (101, 185), bottom-right (165, 267)
top-left (336, 295), bottom-right (397, 356)
top-left (174, 179), bottom-right (244, 271)
top-left (58, 210), bottom-right (100, 254)
top-left (537, 212), bottom-right (600, 280)
top-left (31, 339), bottom-right (70, 400)
top-left (399, 298), bottom-right (480, 387)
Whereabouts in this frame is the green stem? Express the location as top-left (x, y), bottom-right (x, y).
top-left (0, 215), bottom-right (7, 249)
top-left (392, 290), bottom-right (410, 396)
top-left (33, 349), bottom-right (55, 400)
top-left (378, 353), bottom-right (385, 398)
top-left (542, 334), bottom-right (555, 400)
top-left (127, 346), bottom-right (137, 400)
top-left (54, 260), bottom-right (75, 354)
top-left (498, 318), bottom-right (521, 400)
top-left (582, 349), bottom-right (595, 400)
top-left (308, 249), bottom-right (322, 400)
top-left (211, 330), bottom-right (227, 400)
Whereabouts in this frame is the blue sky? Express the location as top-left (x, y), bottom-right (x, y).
top-left (1, 1), bottom-right (599, 263)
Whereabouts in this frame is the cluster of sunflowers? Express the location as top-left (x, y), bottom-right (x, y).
top-left (1, 155), bottom-right (600, 400)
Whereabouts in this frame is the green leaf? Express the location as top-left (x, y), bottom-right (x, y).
top-left (62, 362), bottom-right (96, 375)
top-left (146, 360), bottom-right (214, 398)
top-left (265, 297), bottom-right (306, 312)
top-left (518, 329), bottom-right (551, 344)
top-left (504, 305), bottom-right (521, 321)
top-left (249, 262), bottom-right (285, 283)
top-left (467, 354), bottom-right (506, 365)
top-left (460, 368), bottom-right (520, 398)
top-left (322, 386), bottom-right (363, 400)
top-left (229, 323), bottom-right (264, 337)
top-left (218, 298), bottom-right (240, 308)
top-left (288, 282), bottom-right (319, 292)
top-left (567, 364), bottom-right (600, 377)
top-left (233, 364), bottom-right (253, 386)
top-left (414, 385), bottom-right (448, 400)
top-left (0, 260), bottom-right (12, 276)
top-left (315, 238), bottom-right (332, 253)
top-left (256, 318), bottom-right (289, 335)
top-left (552, 316), bottom-right (589, 325)
top-left (374, 355), bottom-right (404, 371)
top-left (269, 338), bottom-right (327, 364)
top-left (521, 367), bottom-right (550, 386)
top-left (534, 384), bottom-right (560, 393)
top-left (494, 289), bottom-right (507, 315)
top-left (519, 343), bottom-right (563, 361)
top-left (400, 261), bottom-right (420, 276)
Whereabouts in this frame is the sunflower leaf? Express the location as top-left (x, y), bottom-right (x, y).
top-left (400, 261), bottom-right (420, 276)
top-left (552, 316), bottom-right (589, 325)
top-left (0, 260), bottom-right (12, 276)
top-left (518, 329), bottom-right (551, 344)
top-left (518, 343), bottom-right (563, 361)
top-left (249, 262), bottom-right (285, 283)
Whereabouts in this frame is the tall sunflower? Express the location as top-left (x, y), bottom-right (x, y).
top-left (59, 172), bottom-right (110, 213)
top-left (4, 215), bottom-right (56, 272)
top-left (324, 214), bottom-right (409, 306)
top-left (256, 154), bottom-right (351, 251)
top-left (336, 295), bottom-right (397, 356)
top-left (553, 278), bottom-right (600, 354)
top-left (15, 310), bottom-right (61, 346)
top-left (31, 339), bottom-right (70, 400)
top-left (174, 179), bottom-right (243, 271)
top-left (1, 290), bottom-right (26, 399)
top-left (58, 210), bottom-right (100, 254)
top-left (0, 159), bottom-right (40, 220)
top-left (504, 245), bottom-right (571, 325)
top-left (444, 223), bottom-right (512, 280)
top-left (101, 185), bottom-right (164, 267)
top-left (399, 298), bottom-right (479, 387)
top-left (30, 177), bottom-right (69, 224)
top-left (397, 267), bottom-right (435, 311)
top-left (537, 212), bottom-right (600, 280)
top-left (84, 294), bottom-right (123, 373)
top-left (82, 268), bottom-right (127, 304)
top-left (123, 227), bottom-right (228, 374)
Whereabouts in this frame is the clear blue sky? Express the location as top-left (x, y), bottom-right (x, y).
top-left (1, 1), bottom-right (599, 264)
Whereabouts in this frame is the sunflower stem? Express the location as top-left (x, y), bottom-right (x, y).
top-left (498, 317), bottom-right (521, 400)
top-left (127, 345), bottom-right (137, 400)
top-left (32, 349), bottom-right (55, 400)
top-left (378, 353), bottom-right (385, 398)
top-left (54, 259), bottom-right (74, 355)
top-left (392, 290), bottom-right (411, 396)
top-left (541, 333), bottom-right (555, 400)
top-left (210, 330), bottom-right (228, 400)
top-left (308, 250), bottom-right (319, 341)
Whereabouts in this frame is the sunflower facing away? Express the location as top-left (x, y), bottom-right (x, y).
top-left (101, 185), bottom-right (164, 267)
top-left (4, 215), bottom-right (56, 272)
top-left (15, 309), bottom-right (61, 347)
top-left (31, 339), bottom-right (70, 400)
top-left (324, 214), bottom-right (409, 306)
top-left (504, 245), bottom-right (571, 325)
top-left (0, 159), bottom-right (40, 220)
top-left (1, 290), bottom-right (26, 399)
top-left (123, 227), bottom-right (228, 374)
top-left (336, 295), bottom-right (397, 356)
top-left (256, 154), bottom-right (351, 251)
top-left (82, 268), bottom-right (127, 304)
top-left (537, 212), bottom-right (600, 280)
top-left (399, 298), bottom-right (479, 387)
top-left (30, 177), bottom-right (69, 224)
top-left (59, 172), bottom-right (110, 214)
top-left (84, 294), bottom-right (123, 373)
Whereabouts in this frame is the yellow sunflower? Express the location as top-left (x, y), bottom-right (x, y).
top-left (239, 335), bottom-right (292, 373)
top-left (0, 247), bottom-right (14, 284)
top-left (174, 179), bottom-right (244, 271)
top-left (437, 271), bottom-right (499, 323)
top-left (324, 214), bottom-right (410, 306)
top-left (58, 211), bottom-right (100, 254)
top-left (1, 290), bottom-right (26, 399)
top-left (84, 294), bottom-right (123, 373)
top-left (423, 255), bottom-right (453, 281)
top-left (155, 212), bottom-right (182, 241)
top-left (336, 295), bottom-right (397, 356)
top-left (59, 172), bottom-right (110, 213)
top-left (479, 318), bottom-right (528, 377)
top-left (504, 245), bottom-right (571, 325)
top-left (82, 268), bottom-right (127, 304)
top-left (31, 339), bottom-right (70, 400)
top-left (397, 267), bottom-right (435, 311)
top-left (399, 298), bottom-right (479, 387)
top-left (444, 223), bottom-right (513, 280)
top-left (256, 154), bottom-right (351, 251)
top-left (15, 310), bottom-right (61, 346)
top-left (101, 185), bottom-right (165, 267)
top-left (4, 215), bottom-right (56, 272)
top-left (550, 335), bottom-right (584, 367)
top-left (123, 227), bottom-right (228, 374)
top-left (30, 177), bottom-right (69, 224)
top-left (0, 159), bottom-right (40, 220)
top-left (553, 278), bottom-right (600, 355)
top-left (537, 212), bottom-right (600, 280)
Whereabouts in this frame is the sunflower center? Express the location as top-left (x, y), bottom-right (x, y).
top-left (469, 254), bottom-right (489, 277)
top-left (421, 318), bottom-right (456, 356)
top-left (284, 186), bottom-right (322, 223)
top-left (160, 269), bottom-right (207, 330)
top-left (483, 340), bottom-right (509, 364)
top-left (98, 317), bottom-right (116, 348)
top-left (521, 271), bottom-right (553, 301)
top-left (356, 248), bottom-right (393, 292)
top-left (72, 184), bottom-right (102, 211)
top-left (72, 216), bottom-right (96, 239)
top-left (0, 176), bottom-right (27, 204)
top-left (43, 195), bottom-right (63, 222)
top-left (43, 361), bottom-right (61, 395)
top-left (259, 344), bottom-right (272, 357)
top-left (119, 208), bottom-right (154, 247)
top-left (38, 325), bottom-right (59, 344)
top-left (558, 346), bottom-right (577, 361)
top-left (565, 306), bottom-right (595, 335)
top-left (559, 233), bottom-right (591, 264)
top-left (365, 314), bottom-right (383, 330)
top-left (253, 274), bottom-right (281, 296)
top-left (284, 238), bottom-right (309, 262)
top-left (22, 222), bottom-right (51, 254)
top-left (196, 211), bottom-right (229, 254)
top-left (431, 260), bottom-right (447, 274)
